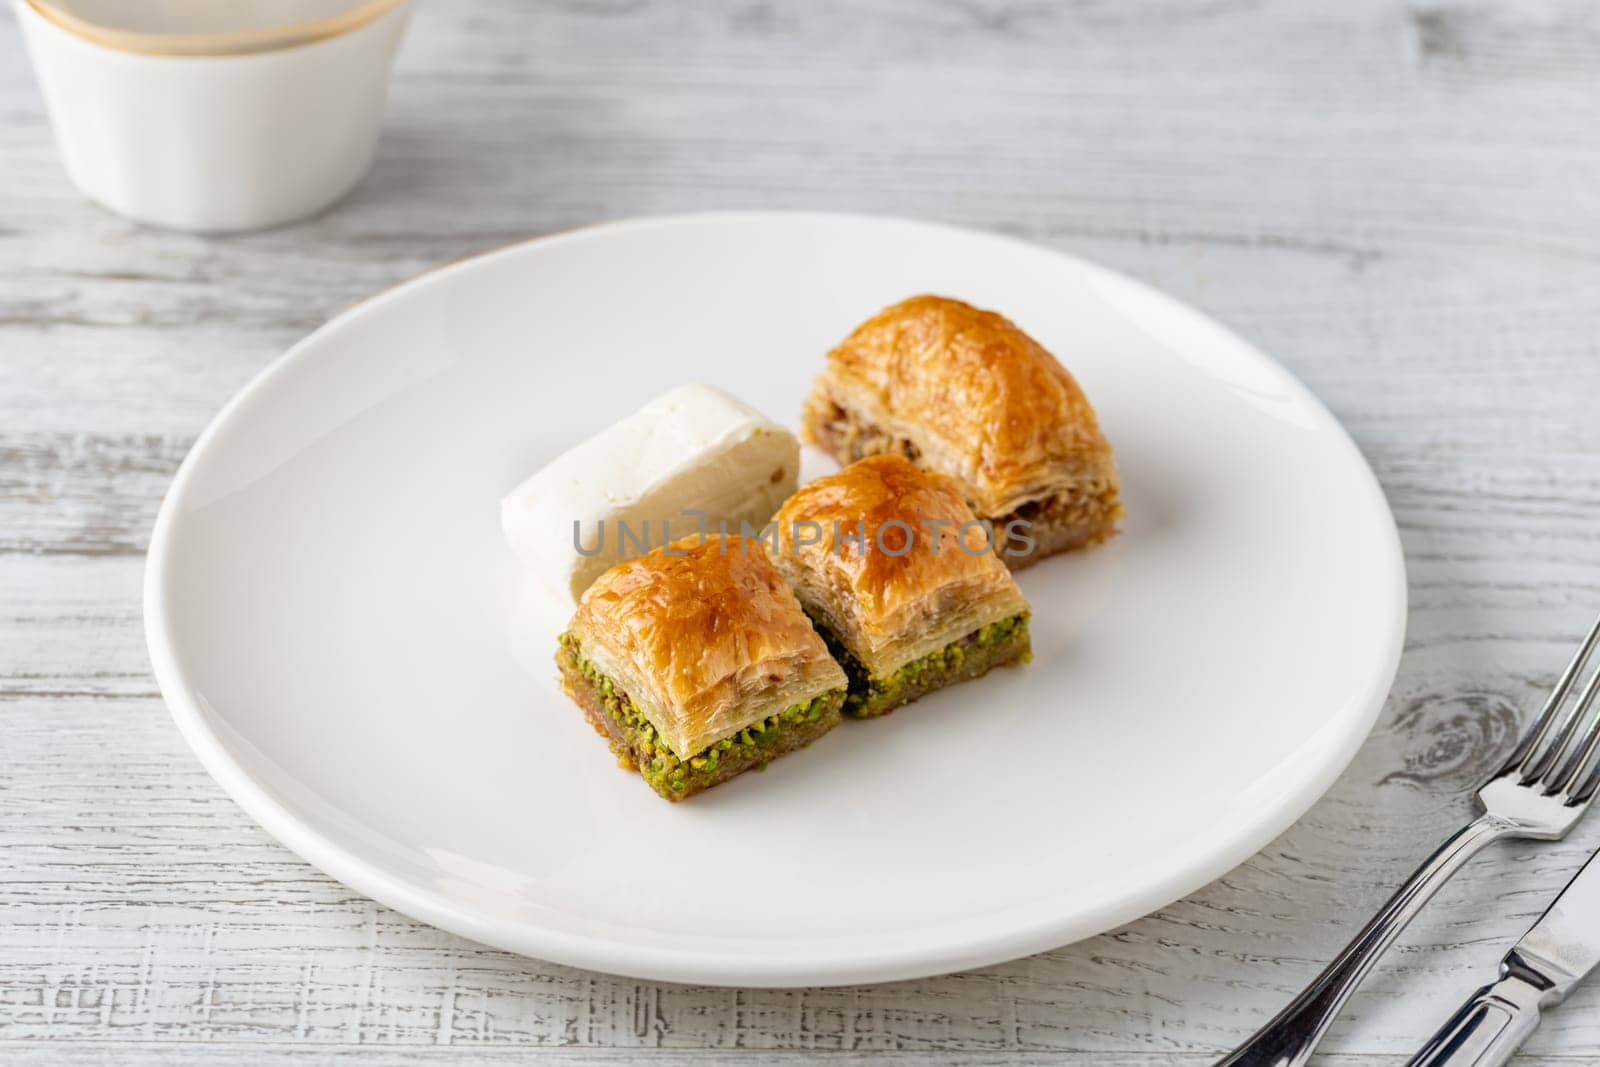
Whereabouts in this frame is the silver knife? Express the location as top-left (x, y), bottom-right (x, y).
top-left (1408, 845), bottom-right (1600, 1067)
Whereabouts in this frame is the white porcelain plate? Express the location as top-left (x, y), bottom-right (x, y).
top-left (146, 213), bottom-right (1405, 986)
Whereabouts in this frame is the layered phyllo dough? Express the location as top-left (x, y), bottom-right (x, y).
top-left (768, 454), bottom-right (1030, 719)
top-left (558, 534), bottom-right (848, 800)
top-left (503, 384), bottom-right (798, 607)
top-left (801, 295), bottom-right (1121, 568)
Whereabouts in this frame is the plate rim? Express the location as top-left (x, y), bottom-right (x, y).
top-left (144, 209), bottom-right (1408, 986)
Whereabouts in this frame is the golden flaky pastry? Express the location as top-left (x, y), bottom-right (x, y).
top-left (801, 295), bottom-right (1122, 566)
top-left (566, 534), bottom-right (846, 760)
top-left (768, 455), bottom-right (1029, 677)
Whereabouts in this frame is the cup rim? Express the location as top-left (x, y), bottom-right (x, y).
top-left (23, 0), bottom-right (407, 56)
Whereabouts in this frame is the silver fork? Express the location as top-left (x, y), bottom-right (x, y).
top-left (1219, 613), bottom-right (1600, 1067)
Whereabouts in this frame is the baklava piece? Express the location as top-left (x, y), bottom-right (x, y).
top-left (557, 534), bottom-right (847, 800)
top-left (801, 295), bottom-right (1122, 568)
top-left (769, 454), bottom-right (1031, 719)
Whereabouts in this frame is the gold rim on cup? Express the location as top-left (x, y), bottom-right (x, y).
top-left (24, 0), bottom-right (407, 56)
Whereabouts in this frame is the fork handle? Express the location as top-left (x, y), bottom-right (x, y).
top-left (1217, 813), bottom-right (1513, 1067)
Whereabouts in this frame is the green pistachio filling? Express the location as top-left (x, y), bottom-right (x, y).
top-left (560, 633), bottom-right (834, 796)
top-left (823, 613), bottom-right (1031, 714)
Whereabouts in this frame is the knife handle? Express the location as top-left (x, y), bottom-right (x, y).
top-left (1407, 957), bottom-right (1556, 1067)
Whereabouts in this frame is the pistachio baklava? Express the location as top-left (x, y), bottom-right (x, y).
top-left (801, 295), bottom-right (1122, 568)
top-left (769, 454), bottom-right (1031, 719)
top-left (557, 534), bottom-right (847, 800)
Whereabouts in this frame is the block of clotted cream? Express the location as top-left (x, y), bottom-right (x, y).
top-left (501, 384), bottom-right (799, 608)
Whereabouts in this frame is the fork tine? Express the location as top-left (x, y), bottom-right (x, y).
top-left (1526, 669), bottom-right (1600, 787)
top-left (1547, 666), bottom-right (1600, 797)
top-left (1574, 753), bottom-right (1600, 806)
top-left (1510, 612), bottom-right (1600, 781)
top-left (1527, 660), bottom-right (1600, 787)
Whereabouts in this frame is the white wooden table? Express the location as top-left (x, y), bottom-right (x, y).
top-left (5, 1), bottom-right (1600, 1063)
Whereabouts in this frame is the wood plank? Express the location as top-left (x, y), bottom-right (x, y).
top-left (4, 1046), bottom-right (1566, 1067)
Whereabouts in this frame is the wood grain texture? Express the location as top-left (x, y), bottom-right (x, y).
top-left (4, 0), bottom-right (1600, 1062)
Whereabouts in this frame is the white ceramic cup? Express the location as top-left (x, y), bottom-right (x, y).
top-left (14, 0), bottom-right (411, 232)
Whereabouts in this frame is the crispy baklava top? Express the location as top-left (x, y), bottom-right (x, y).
top-left (768, 455), bottom-right (1029, 675)
top-left (568, 534), bottom-right (845, 759)
top-left (804, 294), bottom-right (1117, 516)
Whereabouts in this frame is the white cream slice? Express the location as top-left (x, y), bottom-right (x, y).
top-left (501, 384), bottom-right (800, 608)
